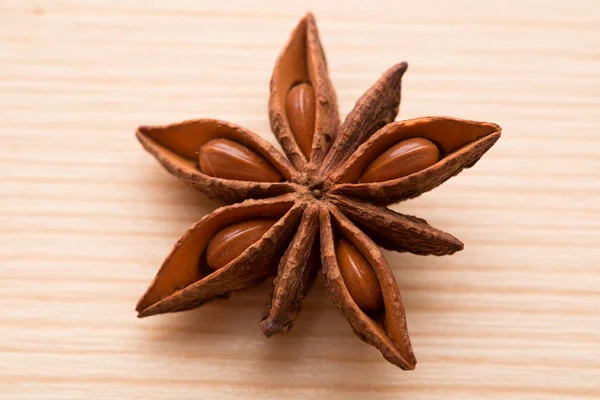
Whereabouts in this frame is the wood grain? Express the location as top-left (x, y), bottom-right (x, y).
top-left (1, 1), bottom-right (599, 398)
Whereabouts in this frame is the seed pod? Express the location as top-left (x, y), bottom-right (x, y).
top-left (320, 206), bottom-right (416, 370)
top-left (358, 138), bottom-right (439, 183)
top-left (206, 218), bottom-right (279, 270)
top-left (269, 14), bottom-right (339, 171)
top-left (198, 139), bottom-right (283, 182)
top-left (335, 238), bottom-right (382, 311)
top-left (331, 117), bottom-right (501, 206)
top-left (285, 83), bottom-right (316, 159)
top-left (136, 13), bottom-right (503, 371)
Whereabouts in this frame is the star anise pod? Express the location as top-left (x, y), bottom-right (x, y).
top-left (135, 13), bottom-right (501, 370)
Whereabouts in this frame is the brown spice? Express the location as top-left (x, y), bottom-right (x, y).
top-left (134, 13), bottom-right (501, 370)
top-left (206, 218), bottom-right (278, 270)
top-left (285, 82), bottom-right (316, 158)
top-left (358, 137), bottom-right (440, 183)
top-left (335, 238), bottom-right (382, 312)
top-left (198, 139), bottom-right (283, 182)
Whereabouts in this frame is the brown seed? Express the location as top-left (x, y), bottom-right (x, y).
top-left (285, 82), bottom-right (316, 159)
top-left (358, 138), bottom-right (440, 183)
top-left (198, 139), bottom-right (282, 182)
top-left (206, 218), bottom-right (278, 270)
top-left (335, 238), bottom-right (382, 312)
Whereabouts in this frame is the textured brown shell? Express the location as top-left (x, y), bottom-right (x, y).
top-left (260, 203), bottom-right (320, 336)
top-left (320, 205), bottom-right (416, 370)
top-left (269, 13), bottom-right (340, 171)
top-left (137, 119), bottom-right (297, 204)
top-left (320, 63), bottom-right (408, 174)
top-left (329, 117), bottom-right (502, 204)
top-left (329, 194), bottom-right (463, 255)
top-left (136, 195), bottom-right (302, 317)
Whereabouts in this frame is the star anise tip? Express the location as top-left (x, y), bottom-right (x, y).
top-left (303, 11), bottom-right (315, 21)
top-left (258, 319), bottom-right (283, 338)
top-left (394, 61), bottom-right (409, 73)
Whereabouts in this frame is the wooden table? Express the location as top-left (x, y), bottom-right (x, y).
top-left (2, 1), bottom-right (599, 398)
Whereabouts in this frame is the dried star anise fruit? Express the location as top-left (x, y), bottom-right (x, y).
top-left (135, 13), bottom-right (501, 370)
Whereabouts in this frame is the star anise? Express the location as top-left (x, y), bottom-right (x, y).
top-left (135, 13), bottom-right (501, 370)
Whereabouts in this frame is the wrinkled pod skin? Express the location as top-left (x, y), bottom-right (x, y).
top-left (285, 82), bottom-right (316, 159)
top-left (135, 12), bottom-right (502, 371)
top-left (335, 238), bottom-right (382, 311)
top-left (358, 138), bottom-right (439, 183)
top-left (199, 139), bottom-right (283, 182)
top-left (206, 218), bottom-right (279, 270)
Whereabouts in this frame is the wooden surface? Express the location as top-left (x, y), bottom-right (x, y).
top-left (2, 1), bottom-right (600, 399)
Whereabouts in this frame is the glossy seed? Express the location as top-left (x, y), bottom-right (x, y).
top-left (285, 82), bottom-right (316, 159)
top-left (198, 139), bottom-right (282, 182)
top-left (358, 138), bottom-right (440, 183)
top-left (335, 238), bottom-right (382, 312)
top-left (206, 218), bottom-right (278, 270)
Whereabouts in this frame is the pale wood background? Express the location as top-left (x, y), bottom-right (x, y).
top-left (1, 0), bottom-right (600, 399)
